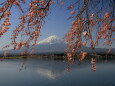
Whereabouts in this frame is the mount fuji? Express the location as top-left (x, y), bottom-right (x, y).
top-left (34, 35), bottom-right (67, 54)
top-left (38, 35), bottom-right (66, 45)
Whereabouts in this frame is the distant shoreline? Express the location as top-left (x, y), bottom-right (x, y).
top-left (0, 53), bottom-right (114, 60)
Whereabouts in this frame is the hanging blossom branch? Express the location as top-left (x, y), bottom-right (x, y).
top-left (11, 0), bottom-right (53, 50)
top-left (0, 0), bottom-right (54, 55)
top-left (64, 0), bottom-right (115, 67)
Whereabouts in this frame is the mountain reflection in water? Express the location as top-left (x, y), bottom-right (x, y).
top-left (0, 58), bottom-right (115, 86)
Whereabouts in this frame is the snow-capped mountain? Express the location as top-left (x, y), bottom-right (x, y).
top-left (38, 35), bottom-right (66, 45)
top-left (34, 35), bottom-right (67, 54)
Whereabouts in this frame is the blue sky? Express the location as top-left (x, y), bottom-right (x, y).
top-left (0, 0), bottom-right (114, 50)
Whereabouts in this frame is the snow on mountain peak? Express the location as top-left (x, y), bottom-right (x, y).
top-left (38, 35), bottom-right (66, 45)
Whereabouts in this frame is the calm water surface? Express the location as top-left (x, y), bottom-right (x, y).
top-left (0, 58), bottom-right (115, 86)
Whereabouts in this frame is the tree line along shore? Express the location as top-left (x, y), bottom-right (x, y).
top-left (0, 53), bottom-right (114, 60)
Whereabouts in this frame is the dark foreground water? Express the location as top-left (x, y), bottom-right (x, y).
top-left (0, 58), bottom-right (115, 86)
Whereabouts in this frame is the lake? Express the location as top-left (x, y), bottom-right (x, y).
top-left (0, 58), bottom-right (115, 86)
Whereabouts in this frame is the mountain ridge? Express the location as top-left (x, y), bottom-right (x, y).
top-left (0, 35), bottom-right (114, 55)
